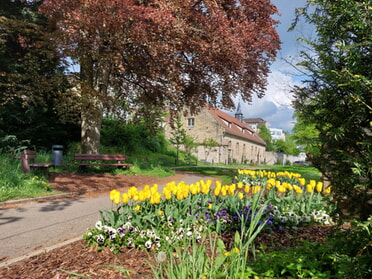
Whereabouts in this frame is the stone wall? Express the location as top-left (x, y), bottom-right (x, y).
top-left (263, 151), bottom-right (306, 165)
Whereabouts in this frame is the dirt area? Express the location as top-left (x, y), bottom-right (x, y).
top-left (0, 173), bottom-right (335, 279)
top-left (48, 172), bottom-right (185, 197)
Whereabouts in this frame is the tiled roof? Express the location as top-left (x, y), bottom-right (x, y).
top-left (207, 106), bottom-right (266, 146)
top-left (243, 118), bottom-right (267, 125)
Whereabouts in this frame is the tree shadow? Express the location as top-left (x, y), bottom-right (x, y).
top-left (38, 198), bottom-right (83, 212)
top-left (0, 216), bottom-right (23, 226)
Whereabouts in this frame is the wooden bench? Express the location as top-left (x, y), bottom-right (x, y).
top-left (74, 154), bottom-right (132, 169)
top-left (21, 150), bottom-right (53, 173)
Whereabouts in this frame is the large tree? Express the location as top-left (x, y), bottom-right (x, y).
top-left (0, 0), bottom-right (79, 148)
top-left (292, 0), bottom-right (372, 220)
top-left (39, 0), bottom-right (280, 154)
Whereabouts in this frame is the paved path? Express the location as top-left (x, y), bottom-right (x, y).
top-left (0, 172), bottom-right (219, 268)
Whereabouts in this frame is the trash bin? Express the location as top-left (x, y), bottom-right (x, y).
top-left (52, 145), bottom-right (63, 166)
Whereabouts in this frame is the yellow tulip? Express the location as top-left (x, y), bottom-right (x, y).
top-left (113, 195), bottom-right (121, 205)
top-left (128, 187), bottom-right (138, 199)
top-left (325, 187), bottom-right (331, 194)
top-left (138, 191), bottom-right (147, 202)
top-left (163, 189), bottom-right (172, 200)
top-left (251, 186), bottom-right (261, 194)
top-left (306, 184), bottom-right (313, 193)
top-left (298, 178), bottom-right (306, 186)
top-left (237, 192), bottom-right (244, 200)
top-left (110, 189), bottom-right (120, 201)
top-left (190, 184), bottom-right (198, 195)
top-left (293, 185), bottom-right (303, 194)
top-left (150, 192), bottom-right (161, 204)
top-left (244, 185), bottom-right (250, 193)
top-left (182, 186), bottom-right (189, 198)
top-left (221, 187), bottom-right (227, 196)
top-left (277, 186), bottom-right (286, 193)
top-left (158, 210), bottom-right (164, 216)
top-left (135, 205), bottom-right (141, 211)
top-left (201, 183), bottom-right (210, 195)
top-left (151, 184), bottom-right (158, 194)
top-left (214, 183), bottom-right (221, 196)
top-left (283, 182), bottom-right (292, 191)
top-left (228, 185), bottom-right (235, 195)
top-left (316, 182), bottom-right (323, 193)
top-left (176, 189), bottom-right (183, 201)
top-left (122, 193), bottom-right (129, 204)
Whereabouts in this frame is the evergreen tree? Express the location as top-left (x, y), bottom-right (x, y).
top-left (292, 0), bottom-right (372, 220)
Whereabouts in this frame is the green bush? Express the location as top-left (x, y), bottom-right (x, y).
top-left (251, 218), bottom-right (372, 278)
top-left (0, 135), bottom-right (31, 155)
top-left (101, 119), bottom-right (167, 155)
top-left (0, 153), bottom-right (53, 202)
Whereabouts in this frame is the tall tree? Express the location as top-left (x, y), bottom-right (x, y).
top-left (258, 125), bottom-right (274, 151)
top-left (168, 115), bottom-right (187, 165)
top-left (0, 0), bottom-right (79, 148)
top-left (39, 0), bottom-right (280, 154)
top-left (292, 0), bottom-right (372, 220)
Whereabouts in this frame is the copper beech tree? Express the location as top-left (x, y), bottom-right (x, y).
top-left (39, 0), bottom-right (280, 154)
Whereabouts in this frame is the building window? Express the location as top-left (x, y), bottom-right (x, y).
top-left (187, 118), bottom-right (195, 127)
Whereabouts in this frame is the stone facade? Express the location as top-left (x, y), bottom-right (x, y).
top-left (164, 105), bottom-right (267, 164)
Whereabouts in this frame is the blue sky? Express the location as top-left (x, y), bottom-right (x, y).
top-left (228, 0), bottom-right (315, 133)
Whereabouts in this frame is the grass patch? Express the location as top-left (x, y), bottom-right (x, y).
top-left (0, 154), bottom-right (60, 202)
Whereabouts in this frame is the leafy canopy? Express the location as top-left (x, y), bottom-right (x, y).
top-left (39, 0), bottom-right (281, 113)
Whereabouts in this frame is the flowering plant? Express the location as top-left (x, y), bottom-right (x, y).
top-left (84, 169), bottom-right (334, 253)
top-left (236, 169), bottom-right (335, 228)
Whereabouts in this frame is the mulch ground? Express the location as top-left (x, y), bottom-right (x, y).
top-left (0, 173), bottom-right (336, 279)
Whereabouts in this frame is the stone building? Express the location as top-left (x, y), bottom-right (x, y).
top-left (164, 104), bottom-right (267, 164)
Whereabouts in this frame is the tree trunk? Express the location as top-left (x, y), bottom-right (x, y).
top-left (81, 108), bottom-right (102, 154)
top-left (80, 54), bottom-right (103, 154)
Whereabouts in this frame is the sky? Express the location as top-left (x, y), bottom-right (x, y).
top-left (226, 0), bottom-right (315, 133)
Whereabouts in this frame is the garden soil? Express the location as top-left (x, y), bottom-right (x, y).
top-left (0, 172), bottom-right (334, 278)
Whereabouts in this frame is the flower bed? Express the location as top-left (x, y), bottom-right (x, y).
top-left (84, 169), bottom-right (334, 253)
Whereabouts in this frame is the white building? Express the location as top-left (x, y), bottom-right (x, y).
top-left (269, 128), bottom-right (286, 141)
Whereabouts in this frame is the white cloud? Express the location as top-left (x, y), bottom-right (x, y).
top-left (236, 0), bottom-right (314, 133)
top-left (231, 71), bottom-right (299, 132)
